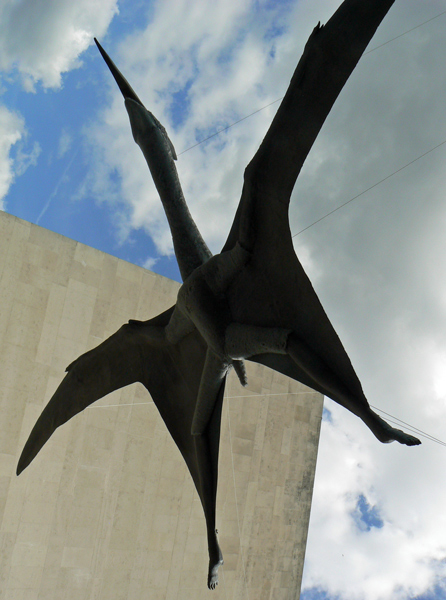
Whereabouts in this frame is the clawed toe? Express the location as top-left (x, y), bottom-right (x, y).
top-left (207, 550), bottom-right (224, 590)
top-left (207, 569), bottom-right (219, 590)
top-left (385, 425), bottom-right (421, 446)
top-left (394, 429), bottom-right (421, 446)
top-left (375, 420), bottom-right (421, 446)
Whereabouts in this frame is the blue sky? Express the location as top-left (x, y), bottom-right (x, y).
top-left (2, 4), bottom-right (183, 280)
top-left (1, 1), bottom-right (446, 598)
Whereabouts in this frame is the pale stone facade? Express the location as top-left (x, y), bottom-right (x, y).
top-left (0, 210), bottom-right (323, 599)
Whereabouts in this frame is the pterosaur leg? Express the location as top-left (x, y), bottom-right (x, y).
top-left (286, 333), bottom-right (421, 446)
top-left (194, 432), bottom-right (224, 589)
top-left (224, 323), bottom-right (420, 446)
top-left (192, 350), bottom-right (228, 436)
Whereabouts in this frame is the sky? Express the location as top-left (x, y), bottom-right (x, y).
top-left (1, 0), bottom-right (446, 598)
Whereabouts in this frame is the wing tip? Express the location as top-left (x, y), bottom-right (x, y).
top-left (16, 452), bottom-right (30, 476)
top-left (16, 425), bottom-right (47, 476)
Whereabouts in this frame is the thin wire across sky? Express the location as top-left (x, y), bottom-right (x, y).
top-left (179, 9), bottom-right (446, 241)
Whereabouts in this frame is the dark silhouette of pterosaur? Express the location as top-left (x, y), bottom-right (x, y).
top-left (17, 0), bottom-right (420, 590)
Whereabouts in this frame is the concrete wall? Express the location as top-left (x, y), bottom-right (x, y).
top-left (0, 210), bottom-right (323, 600)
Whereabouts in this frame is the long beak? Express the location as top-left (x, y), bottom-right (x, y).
top-left (94, 38), bottom-right (144, 106)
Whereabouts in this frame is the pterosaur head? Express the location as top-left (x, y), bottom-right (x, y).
top-left (94, 37), bottom-right (177, 160)
top-left (94, 37), bottom-right (143, 106)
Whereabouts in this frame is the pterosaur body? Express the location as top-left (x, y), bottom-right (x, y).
top-left (17, 0), bottom-right (420, 590)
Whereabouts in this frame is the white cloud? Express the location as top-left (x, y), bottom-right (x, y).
top-left (142, 255), bottom-right (159, 271)
top-left (0, 104), bottom-right (28, 207)
top-left (0, 0), bottom-right (119, 89)
top-left (14, 139), bottom-right (41, 176)
top-left (57, 129), bottom-right (72, 159)
top-left (295, 4), bottom-right (446, 597)
top-left (303, 401), bottom-right (446, 600)
top-left (0, 0), bottom-right (118, 209)
top-left (0, 102), bottom-right (42, 207)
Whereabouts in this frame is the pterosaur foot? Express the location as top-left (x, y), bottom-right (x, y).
top-left (285, 333), bottom-right (421, 446)
top-left (207, 542), bottom-right (224, 590)
top-left (369, 413), bottom-right (421, 446)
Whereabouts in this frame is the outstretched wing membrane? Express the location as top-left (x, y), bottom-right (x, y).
top-left (17, 308), bottom-right (224, 511)
top-left (222, 0), bottom-right (395, 404)
top-left (224, 0), bottom-right (395, 253)
top-left (17, 309), bottom-right (170, 474)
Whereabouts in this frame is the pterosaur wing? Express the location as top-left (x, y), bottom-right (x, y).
top-left (223, 0), bottom-right (395, 253)
top-left (248, 352), bottom-right (335, 399)
top-left (17, 308), bottom-right (224, 516)
top-left (222, 0), bottom-right (395, 403)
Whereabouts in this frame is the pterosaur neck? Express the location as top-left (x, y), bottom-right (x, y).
top-left (162, 182), bottom-right (212, 281)
top-left (125, 98), bottom-right (212, 280)
top-left (95, 40), bottom-right (212, 281)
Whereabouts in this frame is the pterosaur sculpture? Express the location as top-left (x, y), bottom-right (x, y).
top-left (17, 0), bottom-right (420, 590)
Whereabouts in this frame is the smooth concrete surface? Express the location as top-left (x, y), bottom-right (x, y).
top-left (0, 210), bottom-right (323, 599)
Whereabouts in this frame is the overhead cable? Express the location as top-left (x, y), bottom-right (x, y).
top-left (92, 394), bottom-right (446, 448)
top-left (364, 9), bottom-right (446, 55)
top-left (371, 404), bottom-right (446, 447)
top-left (292, 139), bottom-right (446, 237)
top-left (178, 10), bottom-right (446, 156)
